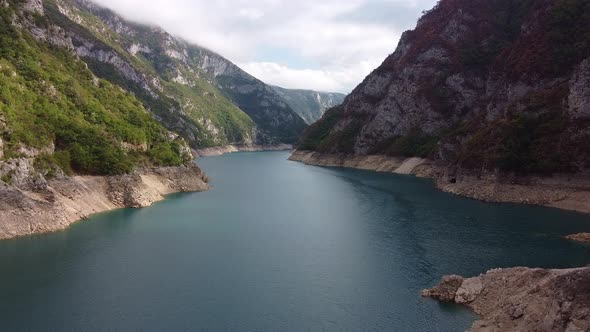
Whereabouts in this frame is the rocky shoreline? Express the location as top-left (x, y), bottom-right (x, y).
top-left (289, 150), bottom-right (590, 214)
top-left (194, 144), bottom-right (293, 157)
top-left (422, 267), bottom-right (590, 331)
top-left (291, 150), bottom-right (590, 330)
top-left (0, 164), bottom-right (209, 240)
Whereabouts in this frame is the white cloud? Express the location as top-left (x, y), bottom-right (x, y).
top-left (239, 60), bottom-right (381, 93)
top-left (237, 8), bottom-right (265, 21)
top-left (92, 0), bottom-right (438, 93)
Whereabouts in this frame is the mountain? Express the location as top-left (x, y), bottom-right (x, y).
top-left (44, 0), bottom-right (308, 147)
top-left (270, 86), bottom-right (345, 124)
top-left (45, 0), bottom-right (253, 148)
top-left (298, 0), bottom-right (590, 176)
top-left (188, 48), bottom-right (309, 144)
top-left (0, 0), bottom-right (194, 178)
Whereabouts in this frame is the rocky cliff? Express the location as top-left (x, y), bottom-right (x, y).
top-left (298, 0), bottom-right (590, 177)
top-left (270, 86), bottom-right (345, 124)
top-left (422, 267), bottom-right (590, 331)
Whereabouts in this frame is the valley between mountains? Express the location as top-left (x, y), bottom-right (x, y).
top-left (1, 0), bottom-right (589, 331)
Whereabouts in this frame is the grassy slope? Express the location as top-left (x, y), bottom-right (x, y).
top-left (0, 1), bottom-right (186, 176)
top-left (47, 0), bottom-right (255, 148)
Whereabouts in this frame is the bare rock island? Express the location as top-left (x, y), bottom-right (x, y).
top-left (422, 267), bottom-right (590, 331)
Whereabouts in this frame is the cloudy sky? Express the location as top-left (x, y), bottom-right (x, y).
top-left (92, 0), bottom-right (438, 93)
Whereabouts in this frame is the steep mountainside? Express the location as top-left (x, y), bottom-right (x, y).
top-left (47, 0), bottom-right (308, 147)
top-left (0, 0), bottom-right (193, 180)
top-left (0, 0), bottom-right (212, 239)
top-left (299, 0), bottom-right (590, 176)
top-left (270, 86), bottom-right (345, 124)
top-left (47, 0), bottom-right (253, 148)
top-left (188, 47), bottom-right (308, 144)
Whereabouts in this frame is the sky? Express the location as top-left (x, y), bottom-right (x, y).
top-left (92, 0), bottom-right (439, 93)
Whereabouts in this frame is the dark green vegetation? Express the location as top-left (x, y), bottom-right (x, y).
top-left (546, 0), bottom-right (590, 74)
top-left (298, 108), bottom-right (343, 151)
top-left (0, 2), bottom-right (187, 175)
top-left (454, 112), bottom-right (577, 174)
top-left (298, 108), bottom-right (366, 154)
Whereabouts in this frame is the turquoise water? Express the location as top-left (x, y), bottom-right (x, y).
top-left (1, 151), bottom-right (589, 331)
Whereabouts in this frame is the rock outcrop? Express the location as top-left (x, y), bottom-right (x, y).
top-left (565, 233), bottom-right (590, 243)
top-left (422, 267), bottom-right (590, 331)
top-left (0, 164), bottom-right (209, 240)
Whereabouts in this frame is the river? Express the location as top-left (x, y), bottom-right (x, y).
top-left (1, 151), bottom-right (589, 331)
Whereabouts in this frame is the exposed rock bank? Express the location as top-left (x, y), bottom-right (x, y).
top-left (0, 165), bottom-right (209, 240)
top-left (422, 267), bottom-right (590, 331)
top-left (195, 144), bottom-right (292, 157)
top-left (289, 150), bottom-right (590, 214)
top-left (288, 150), bottom-right (426, 175)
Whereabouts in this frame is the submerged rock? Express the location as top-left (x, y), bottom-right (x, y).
top-left (565, 233), bottom-right (590, 243)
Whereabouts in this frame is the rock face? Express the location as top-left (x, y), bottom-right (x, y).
top-left (270, 86), bottom-right (346, 124)
top-left (0, 164), bottom-right (209, 240)
top-left (22, 0), bottom-right (43, 14)
top-left (299, 0), bottom-right (590, 177)
top-left (422, 267), bottom-right (590, 332)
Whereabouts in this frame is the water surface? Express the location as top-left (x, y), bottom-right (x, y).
top-left (1, 151), bottom-right (589, 331)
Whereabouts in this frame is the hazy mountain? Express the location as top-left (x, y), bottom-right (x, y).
top-left (271, 86), bottom-right (345, 124)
